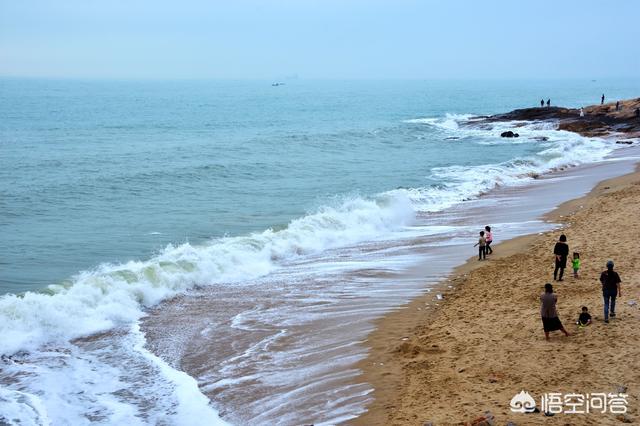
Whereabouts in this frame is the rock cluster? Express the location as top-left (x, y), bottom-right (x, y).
top-left (476, 98), bottom-right (640, 138)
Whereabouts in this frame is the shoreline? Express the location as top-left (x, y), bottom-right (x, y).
top-left (355, 105), bottom-right (640, 425)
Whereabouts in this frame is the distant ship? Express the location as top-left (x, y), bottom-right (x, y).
top-left (272, 82), bottom-right (285, 87)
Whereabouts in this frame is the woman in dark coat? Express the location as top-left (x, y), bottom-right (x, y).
top-left (540, 283), bottom-right (570, 340)
top-left (553, 234), bottom-right (569, 281)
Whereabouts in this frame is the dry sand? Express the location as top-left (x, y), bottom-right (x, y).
top-left (356, 169), bottom-right (640, 425)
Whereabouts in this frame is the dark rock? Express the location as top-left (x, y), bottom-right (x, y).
top-left (616, 140), bottom-right (633, 144)
top-left (501, 131), bottom-right (515, 137)
top-left (513, 133), bottom-right (519, 137)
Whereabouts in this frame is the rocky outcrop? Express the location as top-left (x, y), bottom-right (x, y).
top-left (500, 131), bottom-right (519, 138)
top-left (477, 98), bottom-right (640, 138)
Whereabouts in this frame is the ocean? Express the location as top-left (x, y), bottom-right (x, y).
top-left (1, 78), bottom-right (639, 425)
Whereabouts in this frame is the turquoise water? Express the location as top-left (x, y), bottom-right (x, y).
top-left (2, 78), bottom-right (638, 293)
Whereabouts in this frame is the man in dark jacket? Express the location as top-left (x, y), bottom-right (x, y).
top-left (553, 234), bottom-right (569, 281)
top-left (600, 260), bottom-right (622, 323)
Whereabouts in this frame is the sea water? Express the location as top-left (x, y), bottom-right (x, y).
top-left (1, 78), bottom-right (639, 425)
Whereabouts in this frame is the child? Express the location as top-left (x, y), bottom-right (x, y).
top-left (484, 226), bottom-right (493, 254)
top-left (572, 252), bottom-right (581, 278)
top-left (576, 306), bottom-right (592, 327)
top-left (474, 230), bottom-right (486, 260)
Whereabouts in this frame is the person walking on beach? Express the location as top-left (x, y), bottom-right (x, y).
top-left (540, 99), bottom-right (544, 108)
top-left (474, 230), bottom-right (486, 260)
top-left (547, 99), bottom-right (551, 107)
top-left (599, 260), bottom-right (622, 323)
top-left (540, 283), bottom-right (570, 340)
top-left (553, 234), bottom-right (569, 281)
top-left (484, 226), bottom-right (493, 254)
top-left (601, 94), bottom-right (605, 105)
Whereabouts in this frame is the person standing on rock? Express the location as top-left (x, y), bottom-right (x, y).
top-left (553, 234), bottom-right (569, 281)
top-left (580, 107), bottom-right (585, 117)
top-left (540, 99), bottom-right (544, 108)
top-left (540, 283), bottom-right (570, 340)
top-left (599, 260), bottom-right (622, 323)
top-left (616, 101), bottom-right (620, 111)
top-left (547, 99), bottom-right (550, 107)
top-left (601, 94), bottom-right (605, 105)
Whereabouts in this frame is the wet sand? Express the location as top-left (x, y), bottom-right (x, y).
top-left (356, 165), bottom-right (640, 424)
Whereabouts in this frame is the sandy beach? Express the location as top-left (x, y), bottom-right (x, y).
top-left (357, 110), bottom-right (640, 424)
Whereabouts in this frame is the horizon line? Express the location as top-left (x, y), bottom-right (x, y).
top-left (2, 75), bottom-right (639, 82)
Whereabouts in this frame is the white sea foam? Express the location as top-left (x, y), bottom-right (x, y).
top-left (0, 388), bottom-right (50, 426)
top-left (401, 114), bottom-right (619, 211)
top-left (0, 191), bottom-right (416, 356)
top-left (0, 325), bottom-right (229, 426)
top-left (130, 324), bottom-right (230, 426)
top-left (404, 113), bottom-right (475, 130)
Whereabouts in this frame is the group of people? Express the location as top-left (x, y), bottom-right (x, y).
top-left (575, 95), bottom-right (640, 120)
top-left (543, 95), bottom-right (639, 119)
top-left (541, 234), bottom-right (623, 340)
top-left (542, 94), bottom-right (605, 109)
top-left (473, 226), bottom-right (493, 260)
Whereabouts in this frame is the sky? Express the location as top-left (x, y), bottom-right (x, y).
top-left (0, 0), bottom-right (639, 79)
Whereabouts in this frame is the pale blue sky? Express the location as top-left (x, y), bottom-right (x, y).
top-left (1, 0), bottom-right (638, 79)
